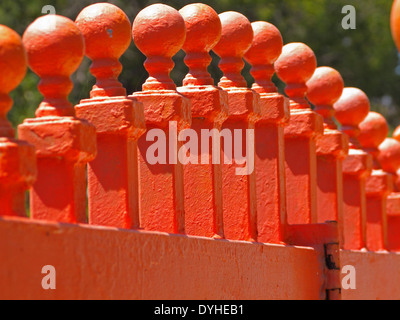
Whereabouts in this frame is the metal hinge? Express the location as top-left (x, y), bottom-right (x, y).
top-left (324, 242), bottom-right (342, 300)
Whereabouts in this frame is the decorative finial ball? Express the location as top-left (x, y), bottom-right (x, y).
top-left (358, 112), bottom-right (389, 149)
top-left (391, 0), bottom-right (400, 52)
top-left (22, 15), bottom-right (84, 78)
top-left (275, 42), bottom-right (317, 84)
top-left (307, 67), bottom-right (344, 106)
top-left (333, 87), bottom-right (370, 127)
top-left (76, 3), bottom-right (131, 60)
top-left (0, 25), bottom-right (27, 94)
top-left (244, 21), bottom-right (283, 66)
top-left (213, 11), bottom-right (254, 58)
top-left (393, 125), bottom-right (400, 142)
top-left (179, 3), bottom-right (221, 53)
top-left (378, 138), bottom-right (400, 173)
top-left (132, 4), bottom-right (186, 58)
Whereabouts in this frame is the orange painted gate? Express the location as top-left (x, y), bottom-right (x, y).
top-left (1, 1), bottom-right (400, 300)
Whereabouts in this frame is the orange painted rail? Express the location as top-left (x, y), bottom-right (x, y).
top-left (1, 1), bottom-right (400, 300)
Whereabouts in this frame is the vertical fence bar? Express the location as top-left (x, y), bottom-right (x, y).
top-left (275, 43), bottom-right (323, 225)
top-left (378, 137), bottom-right (400, 251)
top-left (334, 88), bottom-right (372, 250)
top-left (358, 112), bottom-right (393, 251)
top-left (129, 4), bottom-right (191, 234)
top-left (177, 4), bottom-right (228, 238)
top-left (0, 25), bottom-right (36, 217)
top-left (213, 12), bottom-right (260, 241)
top-left (18, 15), bottom-right (97, 223)
top-left (244, 21), bottom-right (290, 244)
top-left (306, 67), bottom-right (348, 235)
top-left (75, 3), bottom-right (146, 229)
top-left (389, 128), bottom-right (400, 187)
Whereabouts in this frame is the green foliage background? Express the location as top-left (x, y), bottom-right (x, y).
top-left (1, 0), bottom-right (400, 130)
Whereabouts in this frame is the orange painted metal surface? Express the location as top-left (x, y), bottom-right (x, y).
top-left (129, 4), bottom-right (191, 234)
top-left (275, 43), bottom-right (323, 225)
top-left (391, 0), bottom-right (400, 53)
top-left (386, 193), bottom-right (400, 251)
top-left (75, 3), bottom-right (146, 229)
top-left (244, 21), bottom-right (289, 244)
top-left (334, 88), bottom-right (372, 250)
top-left (0, 217), bottom-right (325, 300)
top-left (307, 67), bottom-right (348, 230)
top-left (379, 137), bottom-right (400, 190)
top-left (0, 25), bottom-right (36, 217)
top-left (2, 2), bottom-right (400, 301)
top-left (213, 12), bottom-right (260, 241)
top-left (393, 125), bottom-right (400, 142)
top-left (359, 112), bottom-right (393, 251)
top-left (285, 221), bottom-right (342, 300)
top-left (379, 137), bottom-right (400, 251)
top-left (18, 15), bottom-right (97, 223)
top-left (341, 250), bottom-right (400, 300)
top-left (177, 4), bottom-right (228, 238)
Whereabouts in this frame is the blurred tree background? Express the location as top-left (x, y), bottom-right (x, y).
top-left (1, 0), bottom-right (400, 131)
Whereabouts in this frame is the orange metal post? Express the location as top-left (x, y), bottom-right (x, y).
top-left (378, 137), bottom-right (400, 251)
top-left (388, 0), bottom-right (400, 253)
top-left (387, 193), bottom-right (400, 251)
top-left (0, 25), bottom-right (36, 217)
top-left (391, 0), bottom-right (400, 54)
top-left (307, 67), bottom-right (348, 227)
top-left (379, 137), bottom-right (400, 190)
top-left (177, 4), bottom-right (228, 238)
top-left (358, 112), bottom-right (393, 251)
top-left (391, 127), bottom-right (400, 187)
top-left (334, 88), bottom-right (372, 250)
top-left (213, 12), bottom-right (260, 241)
top-left (75, 4), bottom-right (146, 229)
top-left (129, 4), bottom-right (191, 234)
top-left (275, 43), bottom-right (323, 225)
top-left (244, 22), bottom-right (290, 244)
top-left (18, 16), bottom-right (97, 223)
